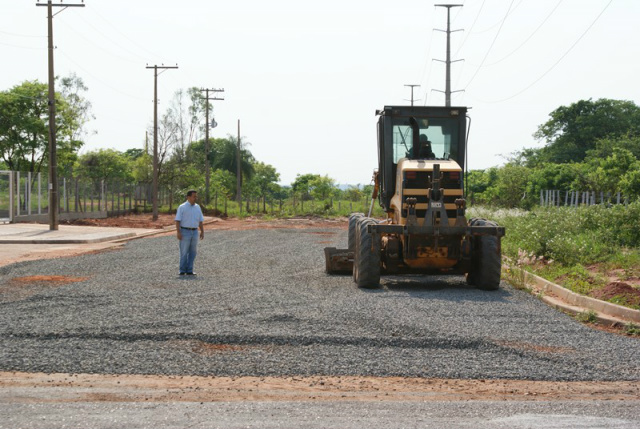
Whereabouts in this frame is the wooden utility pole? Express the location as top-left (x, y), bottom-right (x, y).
top-left (434, 4), bottom-right (463, 106)
top-left (146, 64), bottom-right (178, 221)
top-left (236, 120), bottom-right (241, 204)
top-left (36, 0), bottom-right (85, 230)
top-left (199, 88), bottom-right (224, 205)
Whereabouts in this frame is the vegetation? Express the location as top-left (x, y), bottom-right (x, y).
top-left (471, 204), bottom-right (640, 311)
top-left (2, 77), bottom-right (639, 309)
top-left (468, 98), bottom-right (640, 208)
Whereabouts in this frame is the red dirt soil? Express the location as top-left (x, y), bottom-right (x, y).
top-left (591, 281), bottom-right (640, 308)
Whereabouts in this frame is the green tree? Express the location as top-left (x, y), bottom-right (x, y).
top-left (248, 162), bottom-right (280, 212)
top-left (292, 174), bottom-right (338, 200)
top-left (309, 175), bottom-right (335, 200)
top-left (0, 77), bottom-right (91, 177)
top-left (582, 148), bottom-right (639, 194)
top-left (344, 185), bottom-right (364, 202)
top-left (620, 167), bottom-right (640, 199)
top-left (74, 149), bottom-right (133, 183)
top-left (291, 173), bottom-right (316, 200)
top-left (533, 98), bottom-right (640, 164)
top-left (209, 136), bottom-right (255, 180)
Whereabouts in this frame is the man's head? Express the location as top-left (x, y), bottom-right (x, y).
top-left (186, 190), bottom-right (198, 205)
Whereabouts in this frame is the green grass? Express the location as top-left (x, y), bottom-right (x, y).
top-left (470, 203), bottom-right (640, 310)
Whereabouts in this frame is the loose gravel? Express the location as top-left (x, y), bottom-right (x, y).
top-left (0, 227), bottom-right (639, 380)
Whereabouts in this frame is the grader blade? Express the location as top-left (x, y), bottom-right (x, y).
top-left (324, 247), bottom-right (354, 274)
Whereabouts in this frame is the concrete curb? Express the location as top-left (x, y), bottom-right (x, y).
top-left (0, 232), bottom-right (137, 244)
top-left (506, 265), bottom-right (640, 326)
top-left (110, 218), bottom-right (221, 243)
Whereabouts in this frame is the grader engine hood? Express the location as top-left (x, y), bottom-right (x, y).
top-left (391, 159), bottom-right (464, 227)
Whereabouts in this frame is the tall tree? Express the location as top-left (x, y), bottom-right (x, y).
top-left (0, 78), bottom-right (89, 175)
top-left (248, 161), bottom-right (280, 212)
top-left (534, 98), bottom-right (640, 164)
top-left (74, 149), bottom-right (133, 183)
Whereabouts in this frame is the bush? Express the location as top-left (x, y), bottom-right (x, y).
top-left (472, 204), bottom-right (640, 266)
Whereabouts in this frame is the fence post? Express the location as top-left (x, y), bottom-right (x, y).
top-left (16, 172), bottom-right (20, 216)
top-left (27, 172), bottom-right (32, 215)
top-left (37, 173), bottom-right (41, 214)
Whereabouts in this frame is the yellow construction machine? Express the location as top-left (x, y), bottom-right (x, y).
top-left (325, 105), bottom-right (505, 289)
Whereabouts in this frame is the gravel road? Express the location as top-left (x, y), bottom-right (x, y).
top-left (1, 226), bottom-right (639, 381)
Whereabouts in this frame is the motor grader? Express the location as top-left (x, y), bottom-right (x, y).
top-left (325, 105), bottom-right (505, 289)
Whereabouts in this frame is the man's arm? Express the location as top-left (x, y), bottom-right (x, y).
top-left (176, 221), bottom-right (182, 240)
top-left (199, 221), bottom-right (204, 240)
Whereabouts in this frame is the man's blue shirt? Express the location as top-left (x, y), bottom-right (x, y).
top-left (175, 201), bottom-right (204, 228)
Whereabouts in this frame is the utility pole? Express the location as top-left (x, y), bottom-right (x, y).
top-left (146, 64), bottom-right (178, 221)
top-left (404, 84), bottom-right (421, 106)
top-left (36, 0), bottom-right (85, 231)
top-left (199, 88), bottom-right (224, 205)
top-left (236, 120), bottom-right (241, 205)
top-left (434, 4), bottom-right (464, 106)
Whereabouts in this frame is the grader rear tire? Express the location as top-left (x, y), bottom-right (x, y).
top-left (348, 213), bottom-right (364, 252)
top-left (354, 217), bottom-right (381, 288)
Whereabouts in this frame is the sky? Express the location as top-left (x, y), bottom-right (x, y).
top-left (2, 0), bottom-right (638, 186)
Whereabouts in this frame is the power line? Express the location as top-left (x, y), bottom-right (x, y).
top-left (481, 0), bottom-right (565, 68)
top-left (453, 0), bottom-right (485, 57)
top-left (0, 40), bottom-right (46, 50)
top-left (473, 0), bottom-right (614, 104)
top-left (0, 30), bottom-right (45, 38)
top-left (58, 49), bottom-right (148, 101)
top-left (88, 5), bottom-right (168, 64)
top-left (461, 0), bottom-right (515, 91)
top-left (55, 14), bottom-right (144, 65)
top-left (468, 0), bottom-right (525, 35)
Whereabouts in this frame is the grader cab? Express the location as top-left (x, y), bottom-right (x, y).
top-left (325, 105), bottom-right (505, 289)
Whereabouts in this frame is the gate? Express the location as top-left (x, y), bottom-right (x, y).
top-left (0, 171), bottom-right (12, 223)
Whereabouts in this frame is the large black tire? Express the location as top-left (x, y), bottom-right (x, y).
top-left (466, 218), bottom-right (502, 291)
top-left (348, 213), bottom-right (364, 252)
top-left (354, 217), bottom-right (381, 288)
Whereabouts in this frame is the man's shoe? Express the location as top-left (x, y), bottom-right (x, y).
top-left (179, 272), bottom-right (186, 276)
top-left (186, 272), bottom-right (196, 276)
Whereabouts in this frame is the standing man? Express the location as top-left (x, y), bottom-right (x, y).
top-left (175, 190), bottom-right (205, 276)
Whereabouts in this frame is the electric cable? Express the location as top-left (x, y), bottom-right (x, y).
top-left (472, 0), bottom-right (614, 103)
top-left (482, 0), bottom-right (565, 68)
top-left (0, 40), bottom-right (45, 50)
top-left (469, 0), bottom-right (525, 35)
top-left (461, 0), bottom-right (515, 91)
top-left (54, 17), bottom-right (143, 65)
top-left (0, 30), bottom-right (45, 38)
top-left (87, 5), bottom-right (168, 64)
top-left (57, 49), bottom-right (149, 102)
top-left (454, 0), bottom-right (485, 57)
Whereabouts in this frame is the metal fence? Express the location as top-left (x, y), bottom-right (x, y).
top-left (540, 190), bottom-right (629, 207)
top-left (0, 171), bottom-right (11, 223)
top-left (2, 171), bottom-right (174, 223)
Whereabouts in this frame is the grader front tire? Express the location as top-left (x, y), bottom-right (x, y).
top-left (354, 217), bottom-right (381, 288)
top-left (467, 218), bottom-right (501, 291)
